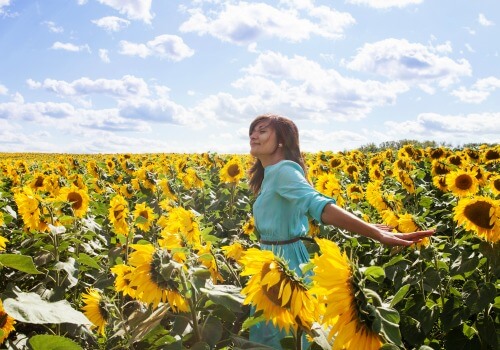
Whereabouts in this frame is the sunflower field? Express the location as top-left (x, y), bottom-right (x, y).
top-left (0, 144), bottom-right (499, 350)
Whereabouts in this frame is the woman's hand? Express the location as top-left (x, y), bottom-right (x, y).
top-left (376, 229), bottom-right (435, 246)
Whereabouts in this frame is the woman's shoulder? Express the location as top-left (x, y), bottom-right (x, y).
top-left (272, 160), bottom-right (305, 176)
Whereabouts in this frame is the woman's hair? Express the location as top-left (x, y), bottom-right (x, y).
top-left (248, 114), bottom-right (308, 195)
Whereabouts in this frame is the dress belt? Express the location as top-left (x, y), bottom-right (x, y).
top-left (259, 237), bottom-right (301, 245)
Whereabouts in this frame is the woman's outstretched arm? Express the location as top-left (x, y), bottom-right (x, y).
top-left (320, 203), bottom-right (434, 246)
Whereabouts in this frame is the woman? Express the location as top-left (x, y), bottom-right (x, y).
top-left (247, 114), bottom-right (434, 349)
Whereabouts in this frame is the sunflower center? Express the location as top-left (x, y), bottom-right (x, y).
top-left (347, 165), bottom-right (357, 175)
top-left (493, 179), bottom-right (500, 191)
top-left (331, 159), bottom-right (342, 168)
top-left (140, 210), bottom-right (149, 219)
top-left (485, 150), bottom-right (500, 160)
top-left (34, 176), bottom-right (44, 188)
top-left (455, 174), bottom-right (473, 190)
top-left (113, 205), bottom-right (125, 220)
top-left (0, 311), bottom-right (8, 328)
top-left (464, 201), bottom-right (494, 229)
top-left (434, 163), bottom-right (450, 175)
top-left (98, 300), bottom-right (109, 321)
top-left (260, 262), bottom-right (291, 308)
top-left (227, 164), bottom-right (241, 177)
top-left (68, 192), bottom-right (83, 210)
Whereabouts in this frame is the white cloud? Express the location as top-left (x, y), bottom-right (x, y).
top-left (99, 49), bottom-right (110, 63)
top-left (451, 76), bottom-right (500, 103)
top-left (478, 13), bottom-right (494, 27)
top-left (0, 0), bottom-right (10, 13)
top-left (385, 112), bottom-right (500, 144)
top-left (97, 0), bottom-right (153, 23)
top-left (27, 75), bottom-right (150, 98)
top-left (189, 50), bottom-right (409, 123)
top-left (92, 16), bottom-right (130, 32)
top-left (118, 96), bottom-right (197, 125)
top-left (42, 21), bottom-right (64, 33)
top-left (346, 0), bottom-right (423, 9)
top-left (51, 41), bottom-right (91, 53)
top-left (0, 83), bottom-right (7, 95)
top-left (179, 2), bottom-right (355, 44)
top-left (344, 38), bottom-right (471, 87)
top-left (119, 35), bottom-right (194, 61)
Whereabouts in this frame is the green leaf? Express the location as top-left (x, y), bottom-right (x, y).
top-left (77, 253), bottom-right (101, 270)
top-left (3, 292), bottom-right (91, 325)
top-left (364, 266), bottom-right (386, 284)
top-left (201, 316), bottom-right (223, 348)
top-left (29, 335), bottom-right (83, 350)
top-left (200, 284), bottom-right (244, 313)
top-left (462, 281), bottom-right (496, 315)
top-left (390, 284), bottom-right (410, 308)
top-left (441, 296), bottom-right (464, 332)
top-left (0, 254), bottom-right (42, 274)
top-left (190, 342), bottom-right (210, 350)
top-left (379, 345), bottom-right (400, 350)
top-left (377, 307), bottom-right (402, 346)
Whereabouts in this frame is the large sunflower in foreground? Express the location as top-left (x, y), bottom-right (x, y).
top-left (454, 196), bottom-right (500, 242)
top-left (127, 244), bottom-right (189, 311)
top-left (81, 288), bottom-right (108, 336)
top-left (240, 248), bottom-right (320, 335)
top-left (0, 299), bottom-right (16, 344)
top-left (310, 238), bottom-right (383, 350)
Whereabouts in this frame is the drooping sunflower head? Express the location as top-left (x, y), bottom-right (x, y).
top-left (81, 288), bottom-right (108, 336)
top-left (446, 169), bottom-right (479, 198)
top-left (29, 172), bottom-right (46, 192)
top-left (432, 175), bottom-right (448, 192)
top-left (454, 196), bottom-right (500, 242)
top-left (111, 264), bottom-right (137, 298)
top-left (128, 244), bottom-right (189, 311)
top-left (428, 147), bottom-right (448, 160)
top-left (242, 216), bottom-right (255, 236)
top-left (240, 248), bottom-right (319, 335)
top-left (108, 194), bottom-right (129, 236)
top-left (310, 238), bottom-right (384, 350)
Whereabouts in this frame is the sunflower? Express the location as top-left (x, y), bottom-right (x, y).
top-left (180, 168), bottom-right (204, 190)
top-left (133, 202), bottom-right (155, 232)
top-left (329, 156), bottom-right (345, 170)
top-left (163, 207), bottom-right (201, 246)
top-left (158, 178), bottom-right (177, 201)
top-left (432, 175), bottom-right (448, 192)
top-left (489, 174), bottom-right (500, 196)
top-left (431, 160), bottom-right (451, 177)
top-left (58, 185), bottom-right (90, 218)
top-left (81, 288), bottom-right (108, 336)
top-left (219, 157), bottom-right (244, 184)
top-left (446, 169), bottom-right (479, 198)
top-left (368, 165), bottom-right (384, 181)
top-left (0, 236), bottom-right (6, 251)
top-left (127, 244), bottom-right (189, 311)
top-left (158, 230), bottom-right (187, 263)
top-left (346, 184), bottom-right (364, 203)
top-left (397, 213), bottom-right (429, 247)
top-left (111, 264), bottom-right (137, 298)
top-left (428, 147), bottom-right (448, 160)
top-left (197, 242), bottom-right (224, 283)
top-left (29, 172), bottom-right (46, 192)
top-left (240, 248), bottom-right (320, 335)
top-left (13, 186), bottom-right (42, 231)
top-left (344, 164), bottom-right (360, 182)
top-left (454, 196), bottom-right (500, 242)
top-left (108, 194), bottom-right (129, 236)
top-left (309, 238), bottom-right (383, 350)
top-left (483, 147), bottom-right (500, 164)
top-left (221, 242), bottom-right (244, 262)
top-left (242, 216), bottom-right (255, 236)
top-left (396, 170), bottom-right (415, 194)
top-left (0, 299), bottom-right (16, 344)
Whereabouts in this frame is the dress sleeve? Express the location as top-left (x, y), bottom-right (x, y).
top-left (275, 161), bottom-right (335, 223)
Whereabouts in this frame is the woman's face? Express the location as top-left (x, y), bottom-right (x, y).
top-left (249, 121), bottom-right (279, 158)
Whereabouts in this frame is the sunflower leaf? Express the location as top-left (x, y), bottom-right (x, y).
top-left (3, 292), bottom-right (91, 325)
top-left (28, 334), bottom-right (83, 350)
top-left (0, 254), bottom-right (42, 274)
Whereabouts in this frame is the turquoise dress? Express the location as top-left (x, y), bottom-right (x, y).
top-left (250, 160), bottom-right (335, 349)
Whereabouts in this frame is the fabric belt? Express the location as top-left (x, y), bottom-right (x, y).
top-left (259, 237), bottom-right (301, 245)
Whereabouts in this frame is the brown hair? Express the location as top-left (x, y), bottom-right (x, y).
top-left (248, 114), bottom-right (308, 195)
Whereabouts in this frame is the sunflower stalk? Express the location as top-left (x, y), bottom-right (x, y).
top-left (179, 269), bottom-right (202, 342)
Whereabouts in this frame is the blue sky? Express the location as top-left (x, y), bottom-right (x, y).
top-left (0, 0), bottom-right (499, 154)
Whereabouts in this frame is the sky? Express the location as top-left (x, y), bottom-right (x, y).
top-left (0, 0), bottom-right (499, 154)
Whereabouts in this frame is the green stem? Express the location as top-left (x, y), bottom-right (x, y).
top-left (295, 329), bottom-right (303, 350)
top-left (229, 183), bottom-right (236, 217)
top-left (419, 256), bottom-right (425, 300)
top-left (432, 248), bottom-right (445, 307)
top-left (180, 269), bottom-right (202, 342)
